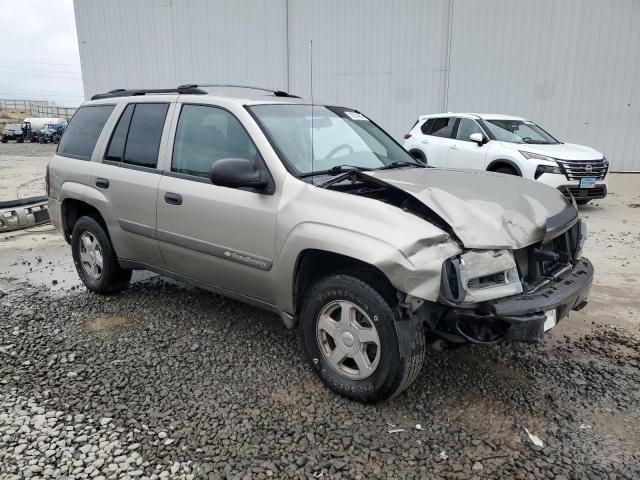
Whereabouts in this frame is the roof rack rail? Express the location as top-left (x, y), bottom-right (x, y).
top-left (178, 83), bottom-right (300, 98)
top-left (90, 86), bottom-right (207, 100)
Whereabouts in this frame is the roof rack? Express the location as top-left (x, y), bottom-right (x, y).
top-left (178, 83), bottom-right (300, 98)
top-left (90, 86), bottom-right (207, 100)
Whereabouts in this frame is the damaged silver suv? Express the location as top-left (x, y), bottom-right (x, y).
top-left (47, 85), bottom-right (593, 402)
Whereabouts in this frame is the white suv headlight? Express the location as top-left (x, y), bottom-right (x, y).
top-left (441, 250), bottom-right (523, 304)
top-left (519, 150), bottom-right (556, 163)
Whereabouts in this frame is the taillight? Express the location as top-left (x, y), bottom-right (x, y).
top-left (403, 133), bottom-right (412, 139)
top-left (45, 163), bottom-right (50, 196)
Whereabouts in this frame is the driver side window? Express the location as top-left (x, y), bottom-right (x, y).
top-left (455, 119), bottom-right (484, 142)
top-left (172, 105), bottom-right (260, 178)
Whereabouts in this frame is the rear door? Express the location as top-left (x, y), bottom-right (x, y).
top-left (421, 117), bottom-right (456, 167)
top-left (447, 118), bottom-right (490, 170)
top-left (89, 102), bottom-right (171, 267)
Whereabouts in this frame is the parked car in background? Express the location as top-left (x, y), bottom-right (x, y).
top-left (1, 123), bottom-right (23, 143)
top-left (403, 113), bottom-right (608, 205)
top-left (48, 87), bottom-right (592, 402)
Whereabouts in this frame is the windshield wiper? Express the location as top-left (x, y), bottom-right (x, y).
top-left (299, 164), bottom-right (372, 178)
top-left (376, 160), bottom-right (425, 170)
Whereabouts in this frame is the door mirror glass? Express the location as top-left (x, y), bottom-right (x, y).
top-left (469, 132), bottom-right (484, 145)
top-left (209, 158), bottom-right (268, 190)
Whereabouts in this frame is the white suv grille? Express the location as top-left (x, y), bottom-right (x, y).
top-left (556, 158), bottom-right (608, 180)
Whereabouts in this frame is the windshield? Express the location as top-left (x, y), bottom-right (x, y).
top-left (248, 104), bottom-right (418, 175)
top-left (484, 119), bottom-right (560, 145)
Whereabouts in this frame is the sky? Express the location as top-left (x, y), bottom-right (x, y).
top-left (0, 0), bottom-right (84, 107)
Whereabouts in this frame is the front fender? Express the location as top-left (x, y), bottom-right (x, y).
top-left (273, 221), bottom-right (461, 313)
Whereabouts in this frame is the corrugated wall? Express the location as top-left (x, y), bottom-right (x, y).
top-left (74, 0), bottom-right (288, 96)
top-left (74, 0), bottom-right (640, 170)
top-left (447, 0), bottom-right (640, 171)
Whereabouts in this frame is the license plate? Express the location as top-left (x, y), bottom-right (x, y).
top-left (579, 177), bottom-right (596, 188)
top-left (543, 309), bottom-right (557, 331)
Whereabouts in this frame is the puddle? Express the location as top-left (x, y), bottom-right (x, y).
top-left (83, 315), bottom-right (130, 332)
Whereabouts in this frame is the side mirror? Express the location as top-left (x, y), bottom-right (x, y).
top-left (209, 158), bottom-right (268, 190)
top-left (469, 133), bottom-right (485, 146)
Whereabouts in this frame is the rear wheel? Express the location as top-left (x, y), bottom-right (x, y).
top-left (300, 274), bottom-right (426, 402)
top-left (71, 216), bottom-right (131, 294)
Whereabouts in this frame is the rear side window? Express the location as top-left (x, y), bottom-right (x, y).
top-left (104, 104), bottom-right (135, 161)
top-left (429, 117), bottom-right (455, 138)
top-left (57, 105), bottom-right (115, 160)
top-left (171, 104), bottom-right (260, 178)
top-left (103, 103), bottom-right (168, 168)
top-left (420, 119), bottom-right (433, 134)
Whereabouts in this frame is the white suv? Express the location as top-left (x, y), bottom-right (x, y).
top-left (403, 113), bottom-right (608, 205)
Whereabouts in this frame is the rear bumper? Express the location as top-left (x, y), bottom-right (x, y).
top-left (430, 258), bottom-right (593, 344)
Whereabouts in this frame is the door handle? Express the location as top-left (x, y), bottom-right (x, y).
top-left (449, 145), bottom-right (458, 150)
top-left (164, 192), bottom-right (183, 205)
top-left (421, 139), bottom-right (429, 144)
top-left (95, 178), bottom-right (109, 189)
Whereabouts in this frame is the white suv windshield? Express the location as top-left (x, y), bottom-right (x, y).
top-left (484, 119), bottom-right (559, 145)
top-left (249, 104), bottom-right (419, 175)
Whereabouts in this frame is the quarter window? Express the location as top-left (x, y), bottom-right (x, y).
top-left (172, 104), bottom-right (260, 178)
top-left (57, 105), bottom-right (115, 160)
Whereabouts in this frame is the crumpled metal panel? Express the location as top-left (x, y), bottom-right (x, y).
top-left (0, 197), bottom-right (50, 232)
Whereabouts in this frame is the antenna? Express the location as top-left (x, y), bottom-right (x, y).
top-left (310, 39), bottom-right (315, 185)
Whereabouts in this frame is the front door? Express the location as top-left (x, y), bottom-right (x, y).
top-left (447, 118), bottom-right (489, 170)
top-left (156, 104), bottom-right (280, 304)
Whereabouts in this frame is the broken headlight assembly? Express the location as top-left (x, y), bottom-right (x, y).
top-left (440, 250), bottom-right (523, 304)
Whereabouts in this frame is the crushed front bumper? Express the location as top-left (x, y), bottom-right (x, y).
top-left (430, 258), bottom-right (593, 344)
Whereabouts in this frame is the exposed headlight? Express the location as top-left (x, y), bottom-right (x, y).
top-left (441, 250), bottom-right (523, 304)
top-left (575, 219), bottom-right (588, 260)
top-left (534, 164), bottom-right (563, 178)
top-left (519, 150), bottom-right (556, 163)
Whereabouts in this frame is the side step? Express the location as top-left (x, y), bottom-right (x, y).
top-left (0, 196), bottom-right (50, 232)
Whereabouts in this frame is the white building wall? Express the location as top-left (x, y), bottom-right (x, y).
top-left (74, 0), bottom-right (640, 171)
top-left (447, 0), bottom-right (640, 171)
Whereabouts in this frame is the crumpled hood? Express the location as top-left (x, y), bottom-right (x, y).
top-left (364, 168), bottom-right (574, 249)
top-left (500, 141), bottom-right (603, 160)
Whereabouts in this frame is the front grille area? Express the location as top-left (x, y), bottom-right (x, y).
top-left (556, 158), bottom-right (608, 180)
top-left (513, 221), bottom-right (581, 293)
top-left (560, 185), bottom-right (607, 200)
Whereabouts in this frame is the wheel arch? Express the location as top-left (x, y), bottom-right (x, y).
top-left (408, 148), bottom-right (427, 164)
top-left (486, 159), bottom-right (522, 176)
top-left (292, 249), bottom-right (397, 317)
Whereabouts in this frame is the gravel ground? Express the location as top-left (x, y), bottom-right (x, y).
top-left (0, 280), bottom-right (638, 479)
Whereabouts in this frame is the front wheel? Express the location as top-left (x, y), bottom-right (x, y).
top-left (71, 216), bottom-right (131, 294)
top-left (300, 274), bottom-right (426, 402)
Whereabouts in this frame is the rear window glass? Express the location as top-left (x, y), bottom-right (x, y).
top-left (104, 104), bottom-right (135, 161)
top-left (123, 103), bottom-right (168, 168)
top-left (57, 105), bottom-right (115, 160)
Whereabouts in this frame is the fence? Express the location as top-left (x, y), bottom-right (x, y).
top-left (0, 98), bottom-right (77, 119)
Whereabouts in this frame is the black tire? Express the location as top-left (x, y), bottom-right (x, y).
top-left (38, 137), bottom-right (45, 144)
top-left (71, 216), bottom-right (131, 294)
top-left (1, 137), bottom-right (7, 143)
top-left (300, 274), bottom-right (426, 402)
top-left (494, 166), bottom-right (517, 175)
top-left (576, 199), bottom-right (591, 206)
top-left (16, 137), bottom-right (24, 143)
